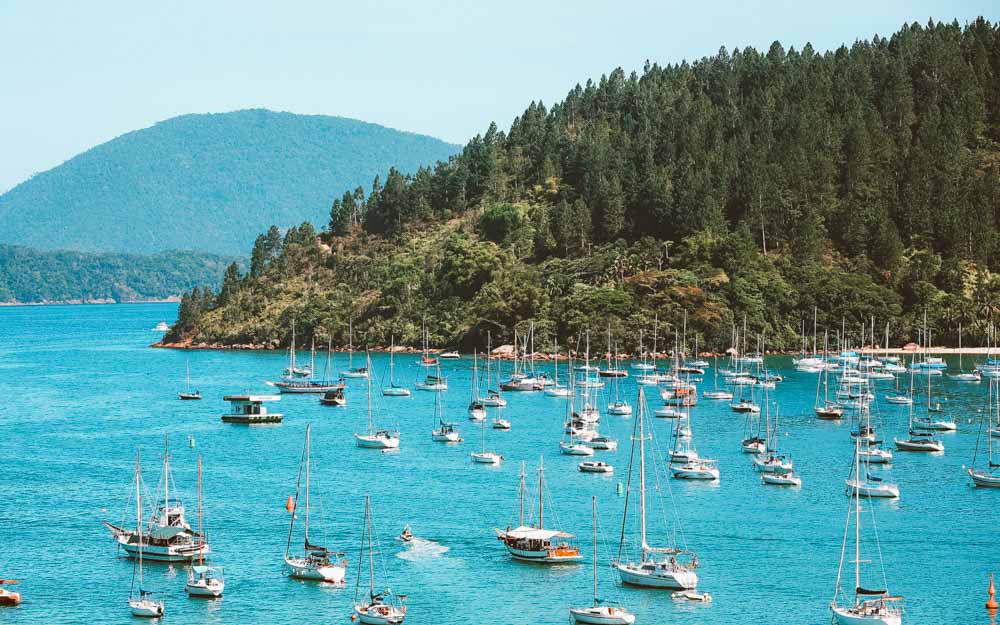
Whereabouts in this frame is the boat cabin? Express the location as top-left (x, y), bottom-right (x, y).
top-left (221, 394), bottom-right (283, 424)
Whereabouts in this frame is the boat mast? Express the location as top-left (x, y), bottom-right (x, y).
top-left (135, 449), bottom-right (143, 595)
top-left (348, 319), bottom-right (354, 369)
top-left (591, 495), bottom-right (598, 607)
top-left (538, 456), bottom-right (544, 530)
top-left (853, 435), bottom-right (861, 599)
top-left (197, 454), bottom-right (203, 566)
top-left (162, 435), bottom-right (169, 528)
top-left (366, 353), bottom-right (374, 434)
top-left (519, 461), bottom-right (525, 526)
top-left (639, 389), bottom-right (647, 558)
top-left (366, 495), bottom-right (374, 596)
top-left (304, 425), bottom-right (310, 547)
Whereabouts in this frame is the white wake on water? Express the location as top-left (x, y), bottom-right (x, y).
top-left (396, 537), bottom-right (450, 561)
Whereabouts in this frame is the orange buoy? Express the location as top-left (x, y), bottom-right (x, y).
top-left (285, 495), bottom-right (295, 513)
top-left (988, 573), bottom-right (999, 610)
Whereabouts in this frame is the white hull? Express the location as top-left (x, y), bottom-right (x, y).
top-left (846, 479), bottom-right (899, 498)
top-left (969, 469), bottom-right (1000, 487)
top-left (614, 561), bottom-right (697, 589)
top-left (653, 406), bottom-right (682, 418)
top-left (415, 383), bottom-right (447, 391)
top-left (354, 604), bottom-right (406, 625)
top-left (859, 448), bottom-right (893, 464)
top-left (702, 391), bottom-right (733, 400)
top-left (607, 403), bottom-right (633, 416)
top-left (561, 442), bottom-right (595, 456)
top-left (893, 437), bottom-right (943, 452)
top-left (431, 430), bottom-right (461, 442)
top-left (831, 604), bottom-right (901, 625)
top-left (471, 452), bottom-right (502, 464)
top-left (284, 556), bottom-right (346, 584)
top-left (545, 387), bottom-right (572, 397)
top-left (913, 419), bottom-right (956, 431)
top-left (185, 578), bottom-right (224, 598)
top-left (354, 434), bottom-right (400, 449)
top-left (481, 397), bottom-right (507, 407)
top-left (762, 473), bottom-right (802, 486)
top-left (671, 463), bottom-right (719, 480)
top-left (884, 395), bottom-right (912, 405)
top-left (340, 371), bottom-right (369, 379)
top-left (382, 387), bottom-right (411, 397)
top-left (569, 606), bottom-right (635, 625)
top-left (129, 599), bottom-right (164, 618)
top-left (579, 461), bottom-right (613, 473)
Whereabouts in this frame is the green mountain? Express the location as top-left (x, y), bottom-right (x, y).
top-left (0, 245), bottom-right (236, 304)
top-left (0, 109), bottom-right (460, 255)
top-left (168, 19), bottom-right (1000, 350)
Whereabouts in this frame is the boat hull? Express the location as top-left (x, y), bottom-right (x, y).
top-left (284, 556), bottom-right (346, 584)
top-left (354, 604), bottom-right (406, 625)
top-left (614, 562), bottom-right (697, 589)
top-left (354, 434), bottom-right (400, 449)
top-left (470, 452), bottom-right (502, 464)
top-left (831, 604), bottom-right (901, 625)
top-left (185, 579), bottom-right (224, 598)
top-left (969, 469), bottom-right (1000, 488)
top-left (569, 606), bottom-right (636, 625)
top-left (129, 599), bottom-right (164, 617)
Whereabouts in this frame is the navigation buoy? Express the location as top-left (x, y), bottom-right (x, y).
top-left (188, 435), bottom-right (196, 448)
top-left (616, 482), bottom-right (624, 496)
top-left (285, 495), bottom-right (295, 513)
top-left (988, 573), bottom-right (999, 610)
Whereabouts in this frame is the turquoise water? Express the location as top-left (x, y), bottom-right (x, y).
top-left (0, 303), bottom-right (996, 625)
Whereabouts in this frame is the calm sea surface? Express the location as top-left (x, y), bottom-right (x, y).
top-left (0, 303), bottom-right (996, 625)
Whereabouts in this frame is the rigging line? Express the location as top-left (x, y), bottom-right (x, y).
top-left (834, 446), bottom-right (857, 604)
top-left (285, 427), bottom-right (308, 555)
top-left (615, 403), bottom-right (639, 564)
top-left (867, 490), bottom-right (889, 594)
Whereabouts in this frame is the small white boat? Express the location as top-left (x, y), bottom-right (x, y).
top-left (884, 394), bottom-right (912, 405)
top-left (129, 595), bottom-right (165, 618)
top-left (431, 420), bottom-right (461, 442)
top-left (382, 383), bottom-right (411, 397)
top-left (185, 565), bottom-right (224, 598)
top-left (414, 374), bottom-right (447, 392)
top-left (740, 437), bottom-right (766, 454)
top-left (859, 446), bottom-right (893, 464)
top-left (355, 429), bottom-right (400, 449)
top-left (607, 401), bottom-right (632, 416)
top-left (492, 417), bottom-right (511, 430)
top-left (846, 478), bottom-right (899, 499)
top-left (440, 350), bottom-right (460, 359)
top-left (578, 461), bottom-right (614, 474)
top-left (470, 451), bottom-right (503, 464)
top-left (481, 393), bottom-right (507, 407)
top-left (561, 441), bottom-right (595, 456)
top-left (671, 590), bottom-right (713, 602)
top-left (730, 400), bottom-right (760, 414)
top-left (654, 406), bottom-right (682, 418)
top-left (752, 455), bottom-right (794, 475)
top-left (761, 472), bottom-right (801, 487)
top-left (586, 435), bottom-right (618, 451)
top-left (969, 468), bottom-right (1000, 488)
top-left (570, 605), bottom-right (635, 625)
top-left (702, 390), bottom-right (733, 400)
top-left (154, 321), bottom-right (169, 332)
top-left (893, 434), bottom-right (944, 452)
top-left (912, 417), bottom-right (956, 431)
top-left (670, 459), bottom-right (719, 480)
top-left (545, 386), bottom-right (572, 397)
top-left (467, 401), bottom-right (486, 421)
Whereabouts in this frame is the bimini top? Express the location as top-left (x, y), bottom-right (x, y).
top-left (223, 394), bottom-right (280, 403)
top-left (496, 526), bottom-right (572, 540)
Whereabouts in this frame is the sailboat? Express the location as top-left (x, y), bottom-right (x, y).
top-left (495, 458), bottom-right (582, 563)
top-left (739, 398), bottom-right (766, 454)
top-left (815, 332), bottom-right (844, 419)
top-left (178, 359), bottom-right (202, 400)
top-left (415, 360), bottom-right (448, 392)
top-left (614, 388), bottom-right (699, 589)
top-left (912, 341), bottom-right (956, 431)
top-left (185, 455), bottom-right (224, 598)
top-left (607, 336), bottom-right (632, 415)
top-left (281, 322), bottom-right (312, 378)
top-left (355, 355), bottom-right (401, 449)
top-left (419, 320), bottom-right (439, 367)
top-left (341, 319), bottom-right (370, 378)
top-left (754, 403), bottom-right (800, 485)
top-left (353, 495), bottom-right (407, 624)
top-left (271, 336), bottom-right (344, 393)
top-left (127, 450), bottom-right (165, 618)
top-left (949, 323), bottom-right (980, 382)
top-left (285, 425), bottom-right (347, 583)
top-left (569, 497), bottom-right (636, 625)
top-left (470, 410), bottom-right (503, 464)
top-left (702, 356), bottom-right (732, 400)
top-left (105, 437), bottom-right (207, 562)
top-left (847, 432), bottom-right (900, 499)
top-left (430, 390), bottom-right (461, 442)
top-left (599, 324), bottom-right (628, 378)
top-left (480, 333), bottom-right (508, 407)
top-left (670, 405), bottom-right (719, 480)
top-left (885, 353), bottom-right (913, 404)
top-left (830, 437), bottom-right (904, 624)
top-left (545, 341), bottom-right (572, 397)
top-left (467, 350), bottom-right (487, 420)
top-left (968, 377), bottom-right (1000, 487)
top-left (894, 366), bottom-right (944, 452)
top-left (382, 336), bottom-right (411, 397)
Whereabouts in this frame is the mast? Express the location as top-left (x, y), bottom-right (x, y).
top-left (389, 335), bottom-right (395, 384)
top-left (135, 449), bottom-right (143, 592)
top-left (197, 454), bottom-right (203, 566)
top-left (638, 388), bottom-right (647, 557)
top-left (854, 435), bottom-right (861, 596)
top-left (366, 353), bottom-right (374, 434)
top-left (348, 319), bottom-right (354, 369)
top-left (366, 495), bottom-right (374, 595)
top-left (304, 424), bottom-right (310, 547)
top-left (591, 495), bottom-right (598, 606)
top-left (519, 461), bottom-right (525, 526)
top-left (310, 337), bottom-right (316, 380)
top-left (162, 435), bottom-right (169, 528)
top-left (538, 456), bottom-right (544, 529)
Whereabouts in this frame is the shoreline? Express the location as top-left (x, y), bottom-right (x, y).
top-left (0, 297), bottom-right (181, 307)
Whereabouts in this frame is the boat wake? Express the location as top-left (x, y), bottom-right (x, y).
top-left (396, 538), bottom-right (449, 561)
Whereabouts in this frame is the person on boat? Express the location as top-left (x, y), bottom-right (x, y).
top-left (400, 525), bottom-right (413, 541)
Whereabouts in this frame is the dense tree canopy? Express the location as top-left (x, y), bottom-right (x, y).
top-left (169, 19), bottom-right (1000, 351)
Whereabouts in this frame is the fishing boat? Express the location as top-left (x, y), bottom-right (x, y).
top-left (178, 359), bottom-right (202, 400)
top-left (319, 388), bottom-right (346, 406)
top-left (578, 461), bottom-right (614, 474)
top-left (382, 336), bottom-right (411, 397)
top-left (430, 391), bottom-right (461, 442)
top-left (470, 412), bottom-right (502, 464)
top-left (0, 581), bottom-right (21, 607)
top-left (221, 394), bottom-right (283, 424)
top-left (355, 357), bottom-right (401, 449)
top-left (105, 438), bottom-right (208, 562)
top-left (569, 497), bottom-right (636, 625)
top-left (341, 320), bottom-right (369, 378)
top-left (495, 459), bottom-right (583, 564)
top-left (125, 450), bottom-right (165, 618)
top-left (968, 377), bottom-right (1000, 488)
top-left (353, 495), bottom-right (407, 624)
top-left (284, 425), bottom-right (348, 584)
top-left (185, 455), bottom-right (224, 598)
top-left (831, 437), bottom-right (904, 625)
top-left (614, 388), bottom-right (699, 589)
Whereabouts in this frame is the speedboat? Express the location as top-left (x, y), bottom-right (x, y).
top-left (440, 350), bottom-right (460, 359)
top-left (578, 461), bottom-right (614, 474)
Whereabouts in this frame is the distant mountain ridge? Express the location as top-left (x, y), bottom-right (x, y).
top-left (0, 109), bottom-right (460, 255)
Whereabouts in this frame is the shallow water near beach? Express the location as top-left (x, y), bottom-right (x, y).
top-left (0, 303), bottom-right (995, 625)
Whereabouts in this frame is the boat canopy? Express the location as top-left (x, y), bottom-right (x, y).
top-left (497, 526), bottom-right (571, 540)
top-left (149, 525), bottom-right (190, 540)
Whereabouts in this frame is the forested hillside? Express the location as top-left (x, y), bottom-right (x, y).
top-left (0, 109), bottom-right (459, 255)
top-left (166, 19), bottom-right (1000, 351)
top-left (0, 246), bottom-right (235, 304)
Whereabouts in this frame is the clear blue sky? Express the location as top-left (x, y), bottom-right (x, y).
top-left (0, 0), bottom-right (995, 192)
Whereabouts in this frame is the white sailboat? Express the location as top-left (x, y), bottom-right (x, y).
top-left (353, 495), bottom-right (407, 624)
top-left (285, 425), bottom-right (347, 583)
top-left (355, 356), bottom-right (401, 449)
top-left (178, 359), bottom-right (202, 400)
top-left (470, 410), bottom-right (503, 464)
top-left (702, 355), bottom-right (733, 400)
top-left (341, 319), bottom-right (370, 378)
top-left (948, 324), bottom-right (980, 382)
top-left (382, 336), bottom-right (411, 397)
top-left (495, 459), bottom-right (583, 563)
top-left (968, 377), bottom-right (1000, 487)
top-left (670, 406), bottom-right (719, 481)
top-left (893, 371), bottom-right (944, 453)
top-left (414, 360), bottom-right (448, 392)
top-left (830, 437), bottom-right (904, 625)
top-left (185, 455), bottom-right (224, 598)
top-left (912, 348), bottom-right (956, 431)
top-left (545, 340), bottom-right (572, 397)
top-left (481, 333), bottom-right (508, 407)
top-left (613, 388), bottom-right (699, 589)
top-left (569, 497), bottom-right (635, 625)
top-left (431, 390), bottom-right (461, 442)
top-left (468, 350), bottom-right (487, 420)
top-left (606, 336), bottom-right (632, 415)
top-left (127, 450), bottom-right (165, 618)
